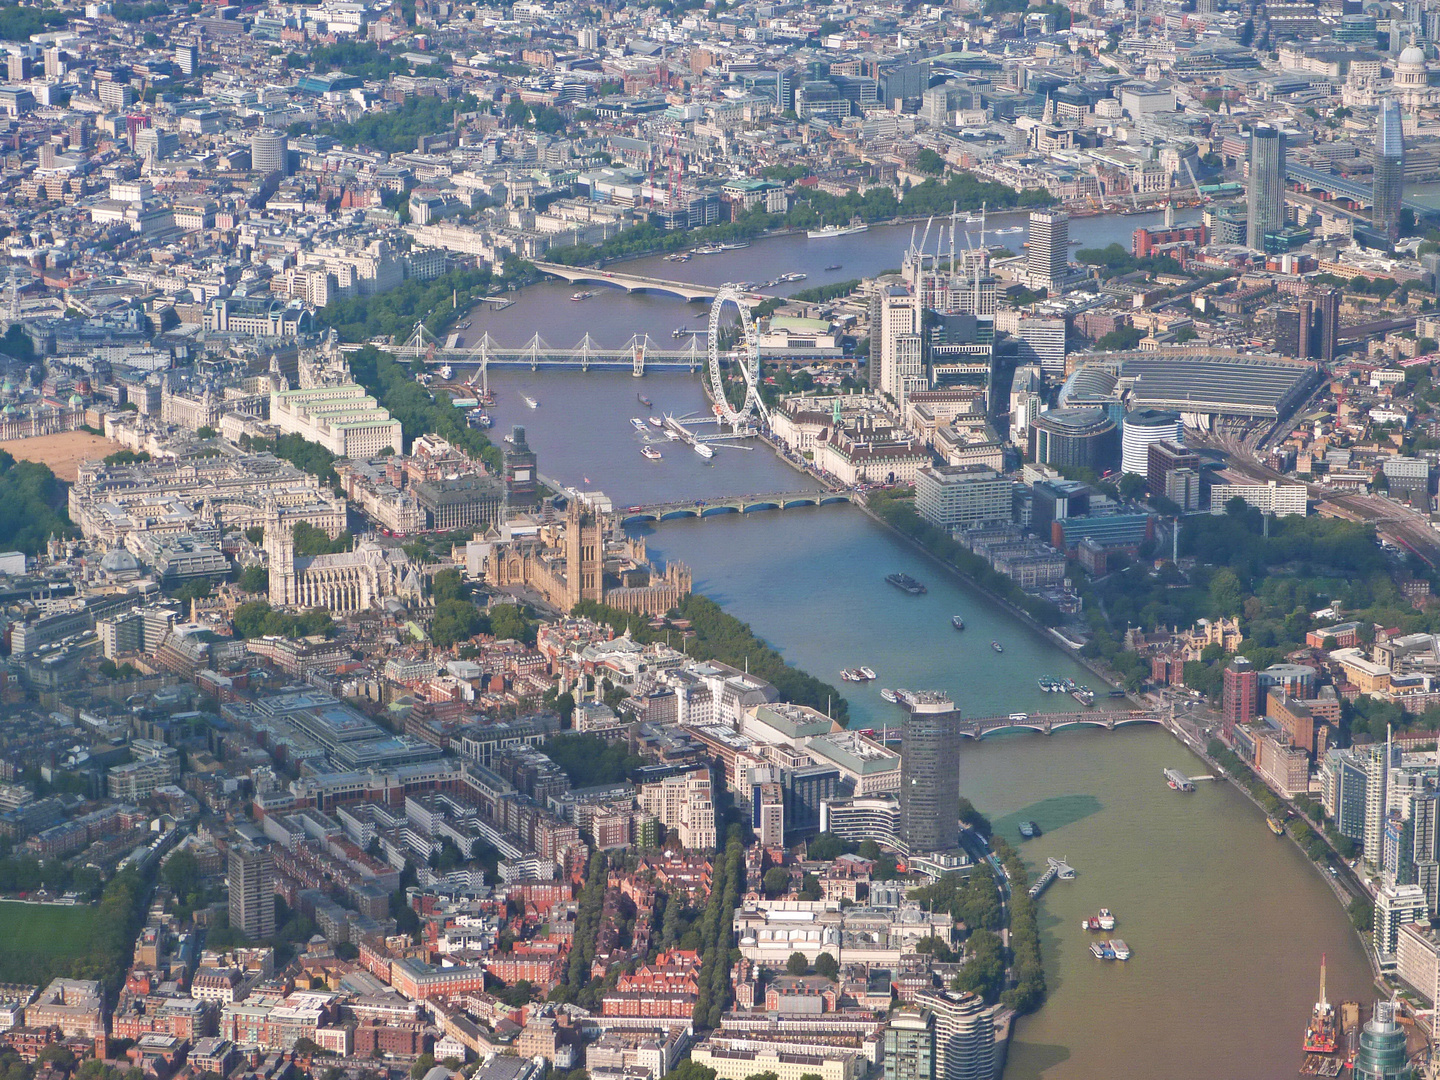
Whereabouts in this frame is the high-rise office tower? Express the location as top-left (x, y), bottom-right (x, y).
top-left (899, 693), bottom-right (965, 853)
top-left (175, 42), bottom-right (198, 76)
top-left (1318, 288), bottom-right (1341, 363)
top-left (1374, 98), bottom-right (1406, 243)
top-left (250, 130), bottom-right (289, 177)
top-left (1246, 124), bottom-right (1286, 253)
top-left (228, 842), bottom-right (275, 939)
top-left (776, 66), bottom-right (795, 112)
top-left (1027, 211), bottom-right (1069, 290)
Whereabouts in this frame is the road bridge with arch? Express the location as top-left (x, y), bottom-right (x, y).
top-left (961, 710), bottom-right (1161, 737)
top-left (619, 489), bottom-right (857, 522)
top-left (531, 261), bottom-right (725, 302)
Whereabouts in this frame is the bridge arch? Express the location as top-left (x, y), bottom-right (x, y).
top-left (1113, 716), bottom-right (1161, 728)
top-left (743, 501), bottom-right (781, 513)
top-left (698, 505), bottom-right (741, 517)
top-left (658, 509), bottom-right (700, 521)
top-left (1050, 719), bottom-right (1109, 732)
top-left (978, 723), bottom-right (1048, 737)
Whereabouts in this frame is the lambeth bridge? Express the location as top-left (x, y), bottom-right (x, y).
top-left (619, 488), bottom-right (857, 522)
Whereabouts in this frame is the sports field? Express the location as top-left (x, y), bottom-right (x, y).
top-left (0, 900), bottom-right (104, 982)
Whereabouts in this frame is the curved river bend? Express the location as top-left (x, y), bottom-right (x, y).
top-left (470, 214), bottom-right (1373, 1079)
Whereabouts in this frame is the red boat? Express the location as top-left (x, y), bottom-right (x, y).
top-left (1303, 955), bottom-right (1338, 1054)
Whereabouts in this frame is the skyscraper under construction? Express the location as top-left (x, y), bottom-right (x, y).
top-left (1374, 98), bottom-right (1406, 243)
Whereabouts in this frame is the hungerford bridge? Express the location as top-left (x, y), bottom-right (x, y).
top-left (397, 326), bottom-right (708, 375)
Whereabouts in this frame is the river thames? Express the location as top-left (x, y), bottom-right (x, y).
top-left (470, 212), bottom-right (1377, 1078)
top-left (457, 206), bottom-right (1200, 351)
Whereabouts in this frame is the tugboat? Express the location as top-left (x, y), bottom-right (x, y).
top-left (1081, 915), bottom-right (1102, 932)
top-left (885, 573), bottom-right (927, 595)
top-left (641, 446), bottom-right (662, 461)
top-left (825, 263), bottom-right (843, 271)
top-left (951, 615), bottom-right (965, 631)
top-left (1267, 816), bottom-right (1285, 836)
top-left (991, 641), bottom-right (1004, 653)
top-left (638, 393), bottom-right (653, 407)
top-left (1303, 957), bottom-right (1339, 1054)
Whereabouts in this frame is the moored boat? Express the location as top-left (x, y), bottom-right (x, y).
top-left (1018, 820), bottom-right (1038, 839)
top-left (630, 417), bottom-right (648, 431)
top-left (1097, 908), bottom-right (1116, 930)
top-left (1109, 939), bottom-right (1131, 960)
top-left (880, 688), bottom-right (898, 704)
top-left (1267, 816), bottom-right (1285, 836)
top-left (694, 442), bottom-right (714, 459)
top-left (638, 394), bottom-right (652, 406)
top-left (824, 263), bottom-right (843, 271)
top-left (858, 667), bottom-right (876, 681)
top-left (885, 573), bottom-right (926, 595)
top-left (648, 416), bottom-right (664, 428)
top-left (641, 446), bottom-right (662, 461)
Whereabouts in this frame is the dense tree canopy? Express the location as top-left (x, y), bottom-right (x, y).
top-left (232, 601), bottom-right (336, 640)
top-left (0, 453), bottom-right (72, 554)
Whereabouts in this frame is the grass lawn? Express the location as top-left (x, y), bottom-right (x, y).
top-left (0, 900), bottom-right (105, 983)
